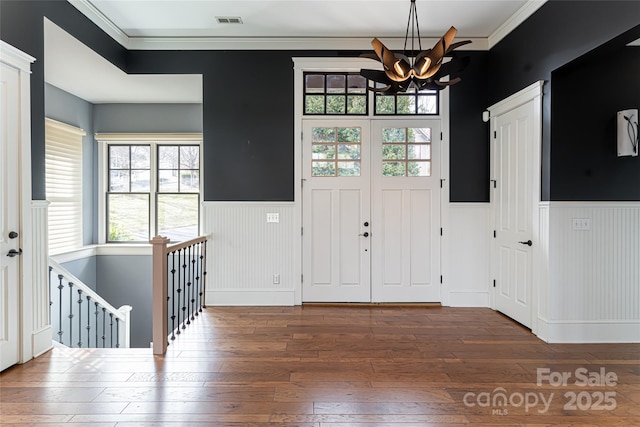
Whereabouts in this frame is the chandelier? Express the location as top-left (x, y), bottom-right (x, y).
top-left (360, 0), bottom-right (471, 94)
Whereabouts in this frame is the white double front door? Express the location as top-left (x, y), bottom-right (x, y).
top-left (302, 118), bottom-right (441, 303)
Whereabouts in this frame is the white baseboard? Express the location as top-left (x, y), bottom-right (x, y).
top-left (537, 318), bottom-right (640, 343)
top-left (32, 326), bottom-right (53, 357)
top-left (447, 291), bottom-right (490, 307)
top-left (205, 290), bottom-right (295, 306)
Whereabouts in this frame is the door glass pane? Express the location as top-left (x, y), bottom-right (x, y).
top-left (383, 162), bottom-right (405, 176)
top-left (312, 145), bottom-right (335, 159)
top-left (382, 128), bottom-right (406, 143)
top-left (408, 144), bottom-right (431, 160)
top-left (305, 95), bottom-right (325, 114)
top-left (417, 95), bottom-right (437, 114)
top-left (347, 95), bottom-right (366, 114)
top-left (337, 144), bottom-right (360, 160)
top-left (312, 128), bottom-right (335, 142)
top-left (338, 161), bottom-right (360, 176)
top-left (337, 127), bottom-right (361, 142)
top-left (396, 95), bottom-right (416, 114)
top-left (312, 161), bottom-right (336, 176)
top-left (408, 128), bottom-right (431, 142)
top-left (382, 144), bottom-right (406, 160)
top-left (347, 75), bottom-right (366, 93)
top-left (408, 161), bottom-right (431, 176)
top-left (376, 95), bottom-right (395, 114)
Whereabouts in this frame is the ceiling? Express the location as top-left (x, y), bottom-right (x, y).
top-left (47, 0), bottom-right (548, 104)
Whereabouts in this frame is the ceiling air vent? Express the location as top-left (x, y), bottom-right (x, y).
top-left (216, 16), bottom-right (243, 24)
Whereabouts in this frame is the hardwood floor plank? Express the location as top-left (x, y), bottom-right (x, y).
top-left (1, 306), bottom-right (638, 425)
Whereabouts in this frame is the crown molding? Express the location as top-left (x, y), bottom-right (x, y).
top-left (68, 0), bottom-right (130, 48)
top-left (127, 36), bottom-right (489, 51)
top-left (488, 0), bottom-right (547, 49)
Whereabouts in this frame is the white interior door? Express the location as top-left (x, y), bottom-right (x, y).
top-left (0, 61), bottom-right (22, 371)
top-left (492, 100), bottom-right (535, 328)
top-left (371, 120), bottom-right (441, 302)
top-left (302, 120), bottom-right (371, 302)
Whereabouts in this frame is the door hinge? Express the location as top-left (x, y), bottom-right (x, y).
top-left (301, 227), bottom-right (303, 236)
top-left (493, 230), bottom-right (496, 238)
top-left (493, 130), bottom-right (497, 139)
top-left (493, 279), bottom-right (496, 288)
top-left (440, 132), bottom-right (443, 141)
top-left (301, 131), bottom-right (304, 141)
top-left (301, 274), bottom-right (303, 283)
top-left (440, 179), bottom-right (444, 188)
top-left (490, 179), bottom-right (496, 189)
top-left (440, 227), bottom-right (443, 236)
top-left (440, 275), bottom-right (443, 284)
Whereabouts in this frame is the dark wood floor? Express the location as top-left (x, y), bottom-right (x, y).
top-left (1, 306), bottom-right (639, 426)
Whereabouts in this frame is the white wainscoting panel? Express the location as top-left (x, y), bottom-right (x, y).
top-left (542, 202), bottom-right (640, 343)
top-left (443, 203), bottom-right (491, 307)
top-left (202, 202), bottom-right (296, 306)
top-left (30, 201), bottom-right (52, 357)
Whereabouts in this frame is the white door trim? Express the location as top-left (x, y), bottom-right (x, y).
top-left (0, 40), bottom-right (37, 364)
top-left (488, 80), bottom-right (543, 333)
top-left (293, 57), bottom-right (450, 305)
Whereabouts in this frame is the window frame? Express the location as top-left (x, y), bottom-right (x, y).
top-left (96, 133), bottom-right (203, 244)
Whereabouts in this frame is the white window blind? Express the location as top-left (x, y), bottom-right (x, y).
top-left (45, 118), bottom-right (85, 255)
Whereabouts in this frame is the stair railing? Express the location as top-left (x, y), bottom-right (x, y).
top-left (151, 235), bottom-right (208, 355)
top-left (49, 259), bottom-right (132, 348)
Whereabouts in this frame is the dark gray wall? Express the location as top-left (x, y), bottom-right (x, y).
top-left (96, 255), bottom-right (152, 348)
top-left (45, 84), bottom-right (97, 244)
top-left (551, 44), bottom-right (640, 200)
top-left (93, 104), bottom-right (203, 133)
top-left (488, 0), bottom-right (640, 200)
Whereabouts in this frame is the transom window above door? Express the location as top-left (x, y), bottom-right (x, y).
top-left (381, 127), bottom-right (432, 176)
top-left (311, 127), bottom-right (361, 176)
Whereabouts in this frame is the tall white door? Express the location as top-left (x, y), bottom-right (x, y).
top-left (0, 61), bottom-right (22, 371)
top-left (371, 120), bottom-right (441, 302)
top-left (302, 120), bottom-right (371, 302)
top-left (302, 118), bottom-right (441, 303)
top-left (492, 100), bottom-right (535, 328)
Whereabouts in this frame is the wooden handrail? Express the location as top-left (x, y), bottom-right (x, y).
top-left (151, 235), bottom-right (209, 355)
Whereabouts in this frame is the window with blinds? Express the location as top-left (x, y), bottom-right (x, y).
top-left (45, 118), bottom-right (85, 255)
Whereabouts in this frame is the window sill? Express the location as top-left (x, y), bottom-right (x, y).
top-left (51, 243), bottom-right (153, 263)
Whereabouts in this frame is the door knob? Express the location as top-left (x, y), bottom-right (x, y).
top-left (359, 232), bottom-right (369, 237)
top-left (9, 231), bottom-right (18, 239)
top-left (518, 240), bottom-right (533, 247)
top-left (7, 249), bottom-right (23, 257)
top-left (363, 222), bottom-right (369, 227)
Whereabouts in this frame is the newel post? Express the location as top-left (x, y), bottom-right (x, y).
top-left (151, 236), bottom-right (170, 355)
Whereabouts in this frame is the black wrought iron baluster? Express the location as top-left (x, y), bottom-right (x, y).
top-left (68, 282), bottom-right (74, 347)
top-left (86, 295), bottom-right (91, 347)
top-left (109, 313), bottom-right (114, 348)
top-left (190, 244), bottom-right (196, 321)
top-left (186, 245), bottom-right (192, 325)
top-left (181, 247), bottom-right (188, 329)
top-left (57, 274), bottom-right (64, 344)
top-left (202, 240), bottom-right (207, 309)
top-left (176, 248), bottom-right (183, 334)
top-left (77, 289), bottom-right (83, 348)
top-left (115, 318), bottom-right (120, 348)
top-left (94, 301), bottom-right (99, 347)
top-left (102, 307), bottom-right (106, 348)
top-left (195, 242), bottom-right (201, 316)
top-left (170, 250), bottom-right (176, 340)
